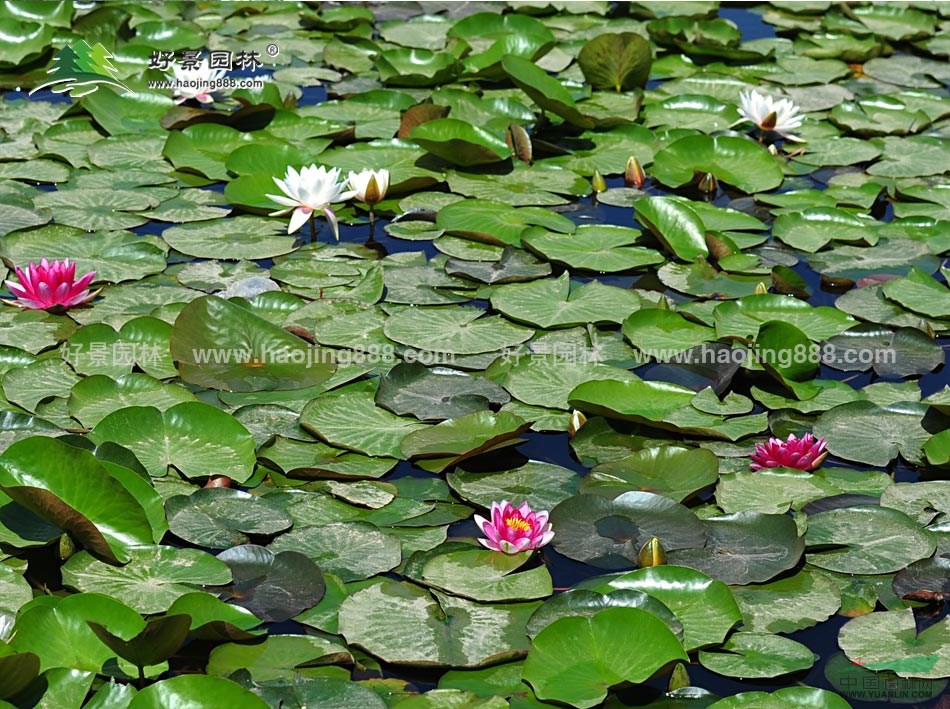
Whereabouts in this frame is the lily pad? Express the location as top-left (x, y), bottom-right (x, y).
top-left (216, 545), bottom-right (325, 624)
top-left (61, 546), bottom-right (232, 614)
top-left (90, 402), bottom-right (257, 482)
top-left (338, 579), bottom-right (540, 667)
top-left (522, 608), bottom-right (687, 709)
top-left (166, 488), bottom-right (293, 549)
top-left (805, 505), bottom-right (936, 575)
top-left (838, 608), bottom-right (950, 679)
top-left (580, 565), bottom-right (742, 651)
top-left (699, 632), bottom-right (815, 679)
top-left (550, 491), bottom-right (706, 569)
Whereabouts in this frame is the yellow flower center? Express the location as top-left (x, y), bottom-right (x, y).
top-left (506, 517), bottom-right (531, 533)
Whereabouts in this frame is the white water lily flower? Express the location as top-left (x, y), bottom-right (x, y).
top-left (737, 89), bottom-right (804, 142)
top-left (347, 168), bottom-right (390, 207)
top-left (266, 164), bottom-right (356, 238)
top-left (171, 59), bottom-right (227, 104)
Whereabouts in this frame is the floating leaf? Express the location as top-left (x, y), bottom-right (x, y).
top-left (699, 632), bottom-right (815, 679)
top-left (90, 402), bottom-right (257, 482)
top-left (805, 505), bottom-right (936, 575)
top-left (577, 32), bottom-right (653, 91)
top-left (338, 579), bottom-right (539, 667)
top-left (522, 608), bottom-right (687, 709)
top-left (838, 608), bottom-right (950, 679)
top-left (550, 491), bottom-right (705, 569)
top-left (579, 565), bottom-right (742, 651)
top-left (61, 546), bottom-right (232, 614)
top-left (0, 437), bottom-right (154, 564)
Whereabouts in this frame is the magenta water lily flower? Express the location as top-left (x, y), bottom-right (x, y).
top-left (5, 259), bottom-right (97, 311)
top-left (750, 433), bottom-right (828, 472)
top-left (474, 501), bottom-right (554, 554)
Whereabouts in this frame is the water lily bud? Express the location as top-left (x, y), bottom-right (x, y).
top-left (625, 156), bottom-right (646, 188)
top-left (205, 475), bottom-right (233, 488)
top-left (668, 663), bottom-right (691, 692)
top-left (568, 410), bottom-right (587, 437)
top-left (754, 282), bottom-right (769, 295)
top-left (59, 533), bottom-right (77, 561)
top-left (767, 143), bottom-right (779, 156)
top-left (656, 297), bottom-right (669, 310)
top-left (506, 123), bottom-right (533, 163)
top-left (637, 537), bottom-right (667, 567)
top-left (591, 170), bottom-right (607, 193)
top-left (698, 172), bottom-right (717, 194)
top-left (364, 175), bottom-right (382, 206)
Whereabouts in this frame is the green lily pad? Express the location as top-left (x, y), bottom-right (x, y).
top-left (882, 267), bottom-right (950, 319)
top-left (731, 569), bottom-right (841, 634)
top-left (166, 488), bottom-right (293, 549)
top-left (127, 676), bottom-right (268, 709)
top-left (415, 548), bottom-right (552, 602)
top-left (10, 592), bottom-right (145, 673)
top-left (401, 411), bottom-right (529, 473)
top-left (707, 687), bottom-right (850, 709)
top-left (338, 578), bottom-right (540, 667)
top-left (436, 198), bottom-right (575, 247)
top-left (268, 522), bottom-right (402, 582)
top-left (582, 446), bottom-right (719, 503)
top-left (216, 544), bottom-right (326, 624)
top-left (814, 400), bottom-right (932, 466)
top-left (208, 634), bottom-right (350, 682)
top-left (90, 402), bottom-right (257, 482)
top-left (522, 608), bottom-right (687, 709)
top-left (622, 309), bottom-right (717, 357)
top-left (651, 135), bottom-right (784, 193)
top-left (491, 273), bottom-right (641, 328)
top-left (61, 546), bottom-right (232, 614)
top-left (578, 32), bottom-right (652, 91)
top-left (447, 461), bottom-right (580, 516)
top-left (633, 196), bottom-right (708, 262)
top-left (550, 491), bottom-right (706, 569)
top-left (375, 362), bottom-right (510, 420)
top-left (68, 374), bottom-right (196, 428)
top-left (699, 632), bottom-right (815, 679)
top-left (411, 119), bottom-right (511, 166)
top-left (805, 505), bottom-right (936, 575)
top-left (839, 608), bottom-right (950, 679)
top-left (299, 380), bottom-right (429, 458)
top-left (383, 306), bottom-right (533, 356)
top-left (0, 225), bottom-right (167, 283)
top-left (579, 565), bottom-right (743, 651)
top-left (169, 296), bottom-right (337, 392)
top-left (162, 217), bottom-right (297, 260)
top-left (524, 224), bottom-right (664, 272)
top-left (501, 55), bottom-right (595, 129)
top-left (0, 436), bottom-right (154, 564)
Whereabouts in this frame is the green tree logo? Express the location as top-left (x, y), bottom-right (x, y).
top-left (29, 40), bottom-right (131, 98)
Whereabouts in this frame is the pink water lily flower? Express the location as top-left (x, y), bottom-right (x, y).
top-left (5, 259), bottom-right (97, 311)
top-left (750, 433), bottom-right (828, 472)
top-left (474, 501), bottom-right (554, 554)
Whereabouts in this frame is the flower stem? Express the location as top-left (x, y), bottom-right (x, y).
top-left (309, 214), bottom-right (316, 241)
top-left (369, 208), bottom-right (376, 239)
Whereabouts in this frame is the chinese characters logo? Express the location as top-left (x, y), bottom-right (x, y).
top-left (29, 40), bottom-right (131, 98)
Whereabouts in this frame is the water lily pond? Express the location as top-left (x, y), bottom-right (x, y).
top-left (0, 0), bottom-right (949, 707)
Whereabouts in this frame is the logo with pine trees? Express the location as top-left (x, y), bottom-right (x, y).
top-left (29, 40), bottom-right (131, 98)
